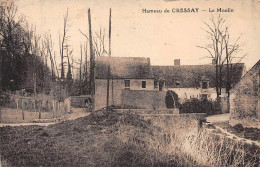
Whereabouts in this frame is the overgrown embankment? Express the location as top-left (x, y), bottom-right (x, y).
top-left (143, 113), bottom-right (259, 167)
top-left (0, 110), bottom-right (259, 167)
top-left (0, 111), bottom-right (195, 166)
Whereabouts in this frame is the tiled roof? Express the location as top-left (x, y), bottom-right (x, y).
top-left (152, 63), bottom-right (245, 88)
top-left (231, 60), bottom-right (260, 92)
top-left (95, 56), bottom-right (153, 79)
top-left (95, 56), bottom-right (245, 88)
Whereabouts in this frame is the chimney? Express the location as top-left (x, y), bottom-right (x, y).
top-left (174, 59), bottom-right (180, 66)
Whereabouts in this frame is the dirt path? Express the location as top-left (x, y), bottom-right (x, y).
top-left (0, 107), bottom-right (90, 127)
top-left (0, 122), bottom-right (55, 127)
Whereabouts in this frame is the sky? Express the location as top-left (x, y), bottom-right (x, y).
top-left (11, 0), bottom-right (260, 72)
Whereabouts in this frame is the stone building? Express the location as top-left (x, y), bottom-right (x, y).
top-left (152, 60), bottom-right (245, 103)
top-left (95, 56), bottom-right (154, 110)
top-left (229, 60), bottom-right (260, 128)
top-left (94, 57), bottom-right (245, 110)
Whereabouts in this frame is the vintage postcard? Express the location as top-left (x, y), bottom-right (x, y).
top-left (0, 0), bottom-right (259, 167)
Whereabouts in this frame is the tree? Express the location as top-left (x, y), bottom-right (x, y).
top-left (66, 46), bottom-right (73, 95)
top-left (0, 2), bottom-right (51, 92)
top-left (79, 43), bottom-right (83, 94)
top-left (60, 8), bottom-right (70, 80)
top-left (198, 15), bottom-right (245, 98)
top-left (0, 2), bottom-right (27, 90)
top-left (197, 15), bottom-right (227, 98)
top-left (43, 33), bottom-right (59, 81)
top-left (79, 28), bottom-right (108, 58)
top-left (222, 30), bottom-right (246, 97)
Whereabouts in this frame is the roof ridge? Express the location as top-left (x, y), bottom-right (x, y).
top-left (151, 63), bottom-right (245, 67)
top-left (97, 56), bottom-right (150, 60)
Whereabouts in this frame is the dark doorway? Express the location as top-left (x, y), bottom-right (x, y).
top-left (159, 82), bottom-right (163, 91)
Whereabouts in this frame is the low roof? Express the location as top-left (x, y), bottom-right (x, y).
top-left (152, 63), bottom-right (245, 88)
top-left (231, 60), bottom-right (260, 92)
top-left (95, 56), bottom-right (245, 88)
top-left (95, 56), bottom-right (153, 79)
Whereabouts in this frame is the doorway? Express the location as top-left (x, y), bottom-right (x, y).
top-left (159, 82), bottom-right (164, 91)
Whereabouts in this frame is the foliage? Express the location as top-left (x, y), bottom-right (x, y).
top-left (179, 98), bottom-right (215, 115)
top-left (1, 110), bottom-right (258, 166)
top-left (0, 91), bottom-right (11, 107)
top-left (0, 2), bottom-right (52, 93)
top-left (0, 112), bottom-right (182, 166)
top-left (165, 90), bottom-right (181, 108)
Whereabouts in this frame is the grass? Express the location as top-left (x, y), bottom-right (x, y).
top-left (180, 128), bottom-right (260, 166)
top-left (0, 110), bottom-right (259, 167)
top-left (0, 111), bottom-right (194, 166)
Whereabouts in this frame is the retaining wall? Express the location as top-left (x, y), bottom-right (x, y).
top-left (141, 113), bottom-right (206, 134)
top-left (121, 90), bottom-right (167, 109)
top-left (142, 113), bottom-right (259, 166)
top-left (115, 108), bottom-right (179, 114)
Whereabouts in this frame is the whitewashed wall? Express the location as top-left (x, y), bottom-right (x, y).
top-left (95, 78), bottom-right (155, 110)
top-left (167, 87), bottom-right (227, 103)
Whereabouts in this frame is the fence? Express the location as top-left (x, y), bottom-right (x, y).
top-left (0, 94), bottom-right (71, 123)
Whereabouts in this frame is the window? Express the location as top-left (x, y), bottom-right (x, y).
top-left (125, 80), bottom-right (130, 88)
top-left (201, 94), bottom-right (208, 100)
top-left (175, 81), bottom-right (181, 87)
top-left (154, 81), bottom-right (158, 88)
top-left (202, 82), bottom-right (208, 89)
top-left (142, 81), bottom-right (146, 88)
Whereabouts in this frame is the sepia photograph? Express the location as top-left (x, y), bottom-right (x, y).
top-left (0, 0), bottom-right (259, 167)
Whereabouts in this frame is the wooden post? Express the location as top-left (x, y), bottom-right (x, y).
top-left (112, 78), bottom-right (114, 106)
top-left (34, 99), bottom-right (36, 112)
top-left (57, 101), bottom-right (59, 117)
top-left (106, 8), bottom-right (112, 112)
top-left (16, 98), bottom-right (19, 110)
top-left (38, 100), bottom-right (42, 119)
top-left (52, 100), bottom-right (55, 118)
top-left (21, 98), bottom-right (24, 120)
top-left (33, 73), bottom-right (37, 97)
top-left (88, 8), bottom-right (95, 114)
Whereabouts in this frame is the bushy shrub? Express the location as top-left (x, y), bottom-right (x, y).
top-left (0, 92), bottom-right (16, 108)
top-left (179, 98), bottom-right (215, 115)
top-left (165, 90), bottom-right (181, 108)
top-left (0, 92), bottom-right (11, 107)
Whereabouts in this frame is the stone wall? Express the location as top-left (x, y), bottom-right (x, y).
top-left (115, 108), bottom-right (179, 114)
top-left (216, 97), bottom-right (229, 113)
top-left (121, 90), bottom-right (167, 109)
top-left (229, 61), bottom-right (260, 128)
top-left (95, 79), bottom-right (121, 110)
top-left (128, 79), bottom-right (154, 90)
top-left (95, 79), bottom-right (155, 111)
top-left (141, 113), bottom-right (206, 134)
